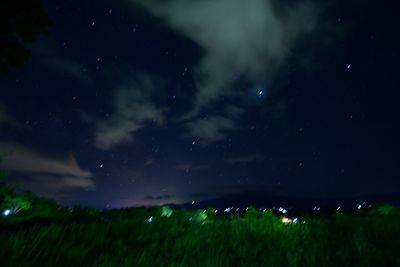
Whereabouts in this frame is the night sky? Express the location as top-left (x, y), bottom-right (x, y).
top-left (1, 0), bottom-right (399, 208)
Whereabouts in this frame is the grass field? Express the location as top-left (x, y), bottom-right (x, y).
top-left (1, 206), bottom-right (400, 267)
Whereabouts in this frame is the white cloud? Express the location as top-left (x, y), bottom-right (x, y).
top-left (132, 0), bottom-right (317, 117)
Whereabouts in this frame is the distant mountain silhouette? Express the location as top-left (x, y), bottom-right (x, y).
top-left (171, 191), bottom-right (400, 210)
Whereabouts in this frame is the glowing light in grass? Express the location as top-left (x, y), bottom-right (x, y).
top-left (357, 204), bottom-right (362, 210)
top-left (145, 216), bottom-right (153, 223)
top-left (224, 208), bottom-right (231, 213)
top-left (281, 217), bottom-right (292, 224)
top-left (281, 217), bottom-right (300, 224)
top-left (161, 206), bottom-right (173, 218)
top-left (336, 206), bottom-right (341, 211)
top-left (3, 209), bottom-right (11, 216)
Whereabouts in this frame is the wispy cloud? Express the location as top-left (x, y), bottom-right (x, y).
top-left (0, 142), bottom-right (95, 199)
top-left (184, 104), bottom-right (244, 144)
top-left (48, 58), bottom-right (91, 84)
top-left (185, 115), bottom-right (238, 144)
top-left (133, 0), bottom-right (318, 117)
top-left (175, 163), bottom-right (209, 172)
top-left (92, 75), bottom-right (165, 150)
top-left (224, 154), bottom-right (264, 165)
top-left (32, 42), bottom-right (91, 84)
top-left (0, 142), bottom-right (92, 178)
top-left (0, 103), bottom-right (19, 127)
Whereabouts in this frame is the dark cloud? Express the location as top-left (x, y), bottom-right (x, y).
top-left (220, 184), bottom-right (273, 195)
top-left (190, 193), bottom-right (210, 198)
top-left (0, 103), bottom-right (19, 127)
top-left (32, 42), bottom-right (92, 84)
top-left (144, 194), bottom-right (174, 201)
top-left (48, 59), bottom-right (91, 84)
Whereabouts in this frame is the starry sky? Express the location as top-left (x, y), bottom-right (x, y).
top-left (1, 0), bottom-right (399, 208)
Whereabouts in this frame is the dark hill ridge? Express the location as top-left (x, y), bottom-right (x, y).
top-left (169, 191), bottom-right (400, 210)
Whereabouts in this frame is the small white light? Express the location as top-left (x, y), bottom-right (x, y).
top-left (191, 201), bottom-right (195, 205)
top-left (224, 208), bottom-right (231, 213)
top-left (293, 218), bottom-right (298, 224)
top-left (263, 208), bottom-right (267, 213)
top-left (336, 206), bottom-right (341, 211)
top-left (214, 209), bottom-right (218, 213)
top-left (357, 204), bottom-right (362, 210)
top-left (278, 207), bottom-right (287, 214)
top-left (3, 209), bottom-right (11, 216)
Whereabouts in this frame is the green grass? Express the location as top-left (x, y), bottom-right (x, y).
top-left (0, 207), bottom-right (399, 267)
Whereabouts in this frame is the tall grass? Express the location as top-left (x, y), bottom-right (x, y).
top-left (0, 208), bottom-right (399, 266)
